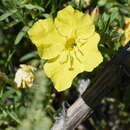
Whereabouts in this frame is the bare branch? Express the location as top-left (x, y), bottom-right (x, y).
top-left (51, 97), bottom-right (93, 130)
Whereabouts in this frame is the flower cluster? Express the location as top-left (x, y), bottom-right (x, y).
top-left (28, 5), bottom-right (103, 92)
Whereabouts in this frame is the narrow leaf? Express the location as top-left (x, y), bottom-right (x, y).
top-left (14, 26), bottom-right (29, 45)
top-left (0, 9), bottom-right (17, 21)
top-left (24, 4), bottom-right (45, 12)
top-left (20, 51), bottom-right (38, 62)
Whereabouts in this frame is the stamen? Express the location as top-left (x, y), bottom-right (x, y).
top-left (76, 37), bottom-right (89, 47)
top-left (80, 41), bottom-right (87, 46)
top-left (68, 52), bottom-right (74, 70)
top-left (77, 46), bottom-right (84, 56)
top-left (59, 50), bottom-right (68, 64)
top-left (74, 48), bottom-right (82, 63)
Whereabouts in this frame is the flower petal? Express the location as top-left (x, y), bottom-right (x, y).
top-left (76, 14), bottom-right (95, 40)
top-left (44, 55), bottom-right (84, 92)
top-left (28, 18), bottom-right (66, 59)
top-left (28, 18), bottom-right (53, 45)
top-left (55, 5), bottom-right (83, 37)
top-left (55, 5), bottom-right (93, 39)
top-left (79, 33), bottom-right (103, 71)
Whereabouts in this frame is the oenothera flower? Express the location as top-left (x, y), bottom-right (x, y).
top-left (28, 5), bottom-right (103, 91)
top-left (14, 64), bottom-right (36, 88)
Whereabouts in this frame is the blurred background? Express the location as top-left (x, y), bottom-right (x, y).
top-left (0, 0), bottom-right (130, 129)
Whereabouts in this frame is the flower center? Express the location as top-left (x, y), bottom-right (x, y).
top-left (59, 37), bottom-right (84, 70)
top-left (65, 38), bottom-right (77, 51)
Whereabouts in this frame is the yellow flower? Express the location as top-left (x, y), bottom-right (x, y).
top-left (14, 64), bottom-right (36, 88)
top-left (122, 17), bottom-right (130, 46)
top-left (28, 5), bottom-right (103, 92)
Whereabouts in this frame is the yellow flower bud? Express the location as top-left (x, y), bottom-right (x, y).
top-left (91, 7), bottom-right (99, 24)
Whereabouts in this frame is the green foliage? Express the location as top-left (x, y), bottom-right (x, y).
top-left (0, 0), bottom-right (130, 129)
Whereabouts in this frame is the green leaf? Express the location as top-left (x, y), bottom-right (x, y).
top-left (6, 110), bottom-right (21, 124)
top-left (20, 51), bottom-right (38, 62)
top-left (14, 26), bottom-right (29, 45)
top-left (98, 0), bottom-right (107, 7)
top-left (109, 11), bottom-right (118, 24)
top-left (4, 20), bottom-right (21, 29)
top-left (0, 9), bottom-right (17, 21)
top-left (24, 4), bottom-right (45, 12)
